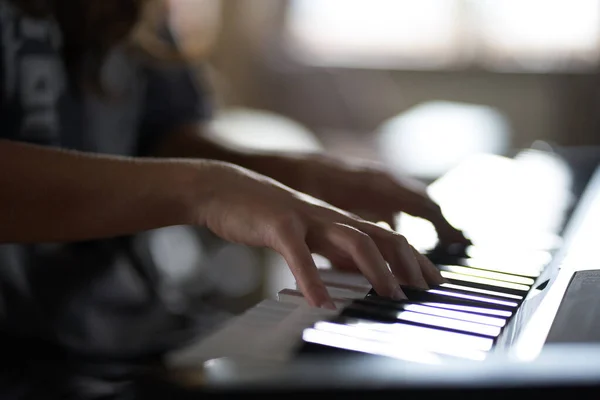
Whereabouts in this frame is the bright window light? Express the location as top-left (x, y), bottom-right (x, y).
top-left (472, 0), bottom-right (600, 71)
top-left (285, 0), bottom-right (600, 72)
top-left (286, 0), bottom-right (463, 69)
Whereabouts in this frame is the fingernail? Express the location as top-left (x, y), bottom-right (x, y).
top-left (392, 287), bottom-right (407, 300)
top-left (321, 300), bottom-right (337, 310)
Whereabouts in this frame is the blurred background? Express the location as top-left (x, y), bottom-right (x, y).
top-left (153, 0), bottom-right (600, 317)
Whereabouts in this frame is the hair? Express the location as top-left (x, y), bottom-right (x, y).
top-left (11, 0), bottom-right (180, 93)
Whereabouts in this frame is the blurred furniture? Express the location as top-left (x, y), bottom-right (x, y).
top-left (207, 107), bottom-right (323, 153)
top-left (376, 101), bottom-right (511, 182)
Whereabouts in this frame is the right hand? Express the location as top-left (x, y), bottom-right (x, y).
top-left (196, 163), bottom-right (445, 308)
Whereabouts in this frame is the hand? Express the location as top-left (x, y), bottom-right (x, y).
top-left (195, 162), bottom-right (445, 308)
top-left (272, 154), bottom-right (471, 249)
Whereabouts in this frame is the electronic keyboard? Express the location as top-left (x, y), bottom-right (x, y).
top-left (165, 151), bottom-right (600, 391)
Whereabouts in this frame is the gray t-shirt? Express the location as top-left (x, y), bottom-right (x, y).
top-left (0, 1), bottom-right (212, 356)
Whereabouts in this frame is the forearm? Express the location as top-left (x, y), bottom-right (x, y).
top-left (153, 124), bottom-right (305, 185)
top-left (0, 140), bottom-right (210, 243)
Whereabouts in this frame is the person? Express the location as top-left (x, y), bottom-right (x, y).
top-left (0, 0), bottom-right (468, 357)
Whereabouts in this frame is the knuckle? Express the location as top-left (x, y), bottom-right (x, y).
top-left (272, 212), bottom-right (304, 233)
top-left (393, 233), bottom-right (410, 247)
top-left (348, 229), bottom-right (375, 252)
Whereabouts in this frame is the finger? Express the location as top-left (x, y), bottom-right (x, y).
top-left (276, 231), bottom-right (335, 309)
top-left (421, 203), bottom-right (472, 247)
top-left (437, 225), bottom-right (472, 247)
top-left (313, 223), bottom-right (405, 300)
top-left (371, 213), bottom-right (396, 232)
top-left (382, 235), bottom-right (429, 289)
top-left (353, 210), bottom-right (392, 229)
top-left (380, 214), bottom-right (396, 232)
top-left (375, 232), bottom-right (429, 290)
top-left (386, 186), bottom-right (467, 245)
top-left (351, 209), bottom-right (396, 232)
top-left (411, 246), bottom-right (446, 286)
top-left (328, 255), bottom-right (360, 272)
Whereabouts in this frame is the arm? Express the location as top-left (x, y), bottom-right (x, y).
top-left (0, 139), bottom-right (444, 306)
top-left (151, 124), bottom-right (292, 180)
top-left (0, 139), bottom-right (205, 243)
top-left (154, 125), bottom-right (470, 247)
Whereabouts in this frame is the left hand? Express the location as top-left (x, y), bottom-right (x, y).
top-left (272, 154), bottom-right (470, 249)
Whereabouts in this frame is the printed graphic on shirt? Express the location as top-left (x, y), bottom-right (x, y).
top-left (1, 1), bottom-right (64, 145)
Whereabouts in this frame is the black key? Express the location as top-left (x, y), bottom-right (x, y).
top-left (438, 268), bottom-right (531, 297)
top-left (357, 296), bottom-right (513, 318)
top-left (351, 298), bottom-right (507, 327)
top-left (419, 301), bottom-right (513, 318)
top-left (437, 264), bottom-right (538, 283)
top-left (367, 287), bottom-right (519, 312)
top-left (412, 284), bottom-right (521, 304)
top-left (341, 303), bottom-right (501, 339)
top-left (434, 280), bottom-right (526, 300)
top-left (391, 285), bottom-right (510, 303)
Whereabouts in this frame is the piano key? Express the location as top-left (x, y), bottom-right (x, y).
top-left (357, 296), bottom-right (513, 318)
top-left (460, 258), bottom-right (543, 278)
top-left (288, 284), bottom-right (370, 302)
top-left (316, 269), bottom-right (372, 291)
top-left (464, 246), bottom-right (554, 266)
top-left (299, 327), bottom-right (449, 363)
top-left (424, 287), bottom-right (520, 309)
top-left (437, 264), bottom-right (536, 286)
top-left (397, 284), bottom-right (514, 303)
top-left (341, 303), bottom-right (501, 338)
top-left (418, 301), bottom-right (513, 318)
top-left (283, 284), bottom-right (513, 322)
top-left (434, 275), bottom-right (529, 299)
top-left (427, 248), bottom-right (547, 278)
top-left (317, 268), bottom-right (527, 300)
top-left (314, 268), bottom-right (521, 313)
top-left (322, 285), bottom-right (370, 299)
top-left (306, 317), bottom-right (493, 358)
top-left (317, 268), bottom-right (524, 306)
top-left (351, 298), bottom-right (507, 327)
top-left (278, 286), bottom-right (512, 325)
top-left (282, 283), bottom-right (514, 325)
top-left (438, 281), bottom-right (526, 301)
top-left (278, 288), bottom-right (350, 309)
top-left (367, 287), bottom-right (519, 311)
top-left (440, 271), bottom-right (530, 296)
top-left (169, 299), bottom-right (340, 366)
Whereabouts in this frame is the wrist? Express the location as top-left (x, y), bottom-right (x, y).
top-left (244, 152), bottom-right (316, 191)
top-left (161, 160), bottom-right (218, 227)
